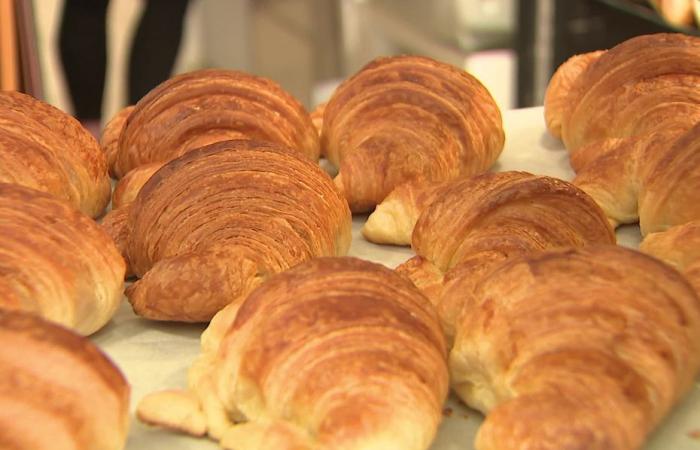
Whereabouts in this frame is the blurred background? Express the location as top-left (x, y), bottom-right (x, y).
top-left (2, 0), bottom-right (699, 126)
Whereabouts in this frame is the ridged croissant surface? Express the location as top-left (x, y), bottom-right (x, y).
top-left (641, 220), bottom-right (700, 294)
top-left (124, 139), bottom-right (351, 322)
top-left (107, 69), bottom-right (320, 178)
top-left (136, 257), bottom-right (449, 450)
top-left (0, 91), bottom-right (111, 217)
top-left (448, 246), bottom-right (700, 450)
top-left (0, 309), bottom-right (130, 450)
top-left (321, 55), bottom-right (504, 212)
top-left (395, 171), bottom-right (615, 340)
top-left (0, 183), bottom-right (125, 335)
top-left (544, 33), bottom-right (700, 233)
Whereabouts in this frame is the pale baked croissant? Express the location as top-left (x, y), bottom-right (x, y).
top-left (136, 257), bottom-right (449, 450)
top-left (543, 34), bottom-right (700, 233)
top-left (124, 139), bottom-right (351, 322)
top-left (448, 245), bottom-right (700, 450)
top-left (0, 309), bottom-right (130, 450)
top-left (0, 91), bottom-right (111, 217)
top-left (321, 55), bottom-right (504, 212)
top-left (108, 69), bottom-right (320, 179)
top-left (641, 220), bottom-right (700, 294)
top-left (0, 183), bottom-right (125, 335)
top-left (395, 171), bottom-right (615, 340)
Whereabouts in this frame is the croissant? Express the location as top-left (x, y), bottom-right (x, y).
top-left (641, 220), bottom-right (700, 293)
top-left (545, 33), bottom-right (700, 153)
top-left (136, 257), bottom-right (449, 450)
top-left (321, 55), bottom-right (504, 212)
top-left (108, 69), bottom-right (320, 179)
top-left (395, 171), bottom-right (615, 340)
top-left (572, 121), bottom-right (700, 234)
top-left (111, 161), bottom-right (163, 209)
top-left (543, 34), bottom-right (700, 233)
top-left (0, 91), bottom-right (111, 218)
top-left (448, 245), bottom-right (700, 450)
top-left (100, 104), bottom-right (134, 177)
top-left (123, 139), bottom-right (351, 322)
top-left (0, 309), bottom-right (130, 450)
top-left (0, 183), bottom-right (125, 335)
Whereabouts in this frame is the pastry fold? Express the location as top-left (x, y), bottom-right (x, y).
top-left (641, 220), bottom-right (700, 293)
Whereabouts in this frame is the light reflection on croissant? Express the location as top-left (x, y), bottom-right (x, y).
top-left (123, 139), bottom-right (351, 322)
top-left (0, 183), bottom-right (125, 335)
top-left (449, 245), bottom-right (700, 450)
top-left (544, 33), bottom-right (700, 234)
top-left (107, 69), bottom-right (320, 179)
top-left (136, 257), bottom-right (448, 450)
top-left (321, 55), bottom-right (504, 213)
top-left (0, 310), bottom-right (130, 450)
top-left (0, 91), bottom-right (111, 218)
top-left (394, 171), bottom-right (615, 340)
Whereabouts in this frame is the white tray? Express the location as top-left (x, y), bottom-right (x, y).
top-left (92, 107), bottom-right (700, 450)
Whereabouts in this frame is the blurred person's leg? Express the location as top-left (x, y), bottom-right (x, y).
top-left (59, 0), bottom-right (110, 135)
top-left (128, 0), bottom-right (191, 104)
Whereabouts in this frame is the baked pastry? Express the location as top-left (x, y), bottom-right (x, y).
top-left (545, 33), bottom-right (700, 153)
top-left (543, 34), bottom-right (700, 233)
top-left (573, 122), bottom-right (700, 234)
top-left (111, 161), bottom-right (163, 209)
top-left (0, 183), bottom-right (125, 335)
top-left (649, 0), bottom-right (695, 27)
top-left (107, 69), bottom-right (320, 179)
top-left (641, 220), bottom-right (700, 293)
top-left (0, 91), bottom-right (111, 217)
top-left (321, 55), bottom-right (504, 212)
top-left (136, 257), bottom-right (449, 450)
top-left (395, 171), bottom-right (615, 339)
top-left (100, 207), bottom-right (132, 279)
top-left (124, 139), bottom-right (352, 322)
top-left (448, 245), bottom-right (700, 450)
top-left (0, 309), bottom-right (130, 450)
top-left (100, 105), bottom-right (134, 177)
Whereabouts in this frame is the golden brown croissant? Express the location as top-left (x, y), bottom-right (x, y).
top-left (124, 139), bottom-right (351, 322)
top-left (111, 161), bottom-right (163, 209)
top-left (137, 257), bottom-right (449, 450)
top-left (321, 55), bottom-right (504, 212)
top-left (544, 33), bottom-right (700, 234)
top-left (546, 33), bottom-right (700, 153)
top-left (573, 122), bottom-right (700, 234)
top-left (448, 245), bottom-right (700, 450)
top-left (108, 69), bottom-right (320, 178)
top-left (0, 183), bottom-right (125, 335)
top-left (641, 220), bottom-right (700, 293)
top-left (100, 105), bottom-right (134, 177)
top-left (395, 171), bottom-right (615, 339)
top-left (0, 309), bottom-right (130, 450)
top-left (0, 91), bottom-right (111, 218)
top-left (100, 207), bottom-right (132, 279)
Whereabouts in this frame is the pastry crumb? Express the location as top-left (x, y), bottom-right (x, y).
top-left (442, 407), bottom-right (453, 417)
top-left (688, 429), bottom-right (700, 439)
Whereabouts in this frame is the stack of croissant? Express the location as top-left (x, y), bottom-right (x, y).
top-left (2, 31), bottom-right (700, 450)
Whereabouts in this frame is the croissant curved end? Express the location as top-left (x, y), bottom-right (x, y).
top-left (137, 390), bottom-right (208, 437)
top-left (362, 197), bottom-right (413, 245)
